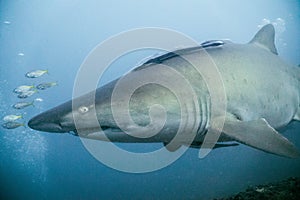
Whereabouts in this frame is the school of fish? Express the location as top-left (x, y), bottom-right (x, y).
top-left (1, 69), bottom-right (57, 129)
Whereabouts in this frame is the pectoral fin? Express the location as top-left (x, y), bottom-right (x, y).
top-left (163, 142), bottom-right (182, 152)
top-left (222, 117), bottom-right (300, 158)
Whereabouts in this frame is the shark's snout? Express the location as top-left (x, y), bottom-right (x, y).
top-left (28, 101), bottom-right (76, 133)
top-left (28, 114), bottom-right (66, 133)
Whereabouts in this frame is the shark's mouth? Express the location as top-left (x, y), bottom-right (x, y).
top-left (28, 116), bottom-right (68, 133)
top-left (71, 126), bottom-right (123, 136)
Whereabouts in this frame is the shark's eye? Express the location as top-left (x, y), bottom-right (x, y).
top-left (78, 106), bottom-right (89, 114)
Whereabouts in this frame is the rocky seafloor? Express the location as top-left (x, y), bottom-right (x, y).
top-left (215, 177), bottom-right (300, 200)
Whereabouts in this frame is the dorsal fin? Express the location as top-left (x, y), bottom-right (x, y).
top-left (249, 24), bottom-right (278, 55)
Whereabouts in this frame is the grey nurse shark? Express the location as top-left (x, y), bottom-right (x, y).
top-left (28, 24), bottom-right (300, 158)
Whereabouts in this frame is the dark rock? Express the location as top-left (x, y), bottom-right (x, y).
top-left (214, 177), bottom-right (300, 200)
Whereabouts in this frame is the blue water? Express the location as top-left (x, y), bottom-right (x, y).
top-left (1, 0), bottom-right (300, 199)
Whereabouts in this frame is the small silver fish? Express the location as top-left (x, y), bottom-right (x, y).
top-left (25, 69), bottom-right (48, 78)
top-left (1, 121), bottom-right (25, 129)
top-left (35, 98), bottom-right (43, 102)
top-left (3, 114), bottom-right (23, 122)
top-left (13, 101), bottom-right (34, 109)
top-left (13, 85), bottom-right (35, 94)
top-left (17, 90), bottom-right (38, 98)
top-left (36, 82), bottom-right (57, 90)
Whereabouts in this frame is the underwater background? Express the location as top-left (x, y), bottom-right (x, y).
top-left (1, 0), bottom-right (300, 199)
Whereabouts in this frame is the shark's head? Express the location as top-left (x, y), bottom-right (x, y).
top-left (28, 98), bottom-right (116, 135)
top-left (28, 80), bottom-right (131, 136)
top-left (27, 71), bottom-right (187, 140)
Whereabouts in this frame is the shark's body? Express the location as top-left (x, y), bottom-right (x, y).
top-left (28, 24), bottom-right (300, 158)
